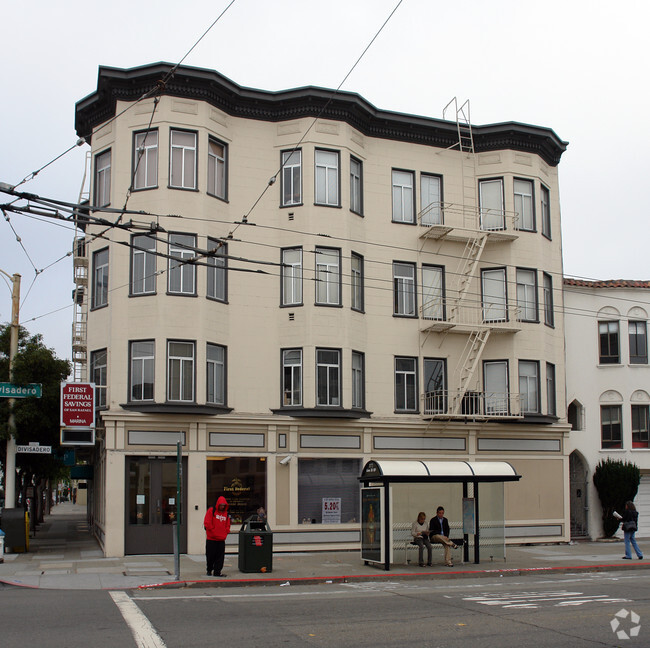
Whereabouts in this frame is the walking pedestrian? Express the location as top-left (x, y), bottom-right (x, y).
top-left (621, 501), bottom-right (643, 560)
top-left (204, 496), bottom-right (231, 576)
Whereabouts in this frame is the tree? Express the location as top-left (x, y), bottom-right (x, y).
top-left (0, 324), bottom-right (71, 517)
top-left (593, 458), bottom-right (641, 538)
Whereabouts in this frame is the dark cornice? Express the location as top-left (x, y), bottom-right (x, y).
top-left (270, 407), bottom-right (372, 419)
top-left (121, 402), bottom-right (233, 415)
top-left (75, 63), bottom-right (567, 166)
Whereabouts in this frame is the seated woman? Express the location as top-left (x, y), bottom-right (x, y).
top-left (411, 511), bottom-right (433, 567)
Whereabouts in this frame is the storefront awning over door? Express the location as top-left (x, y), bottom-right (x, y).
top-left (359, 460), bottom-right (521, 484)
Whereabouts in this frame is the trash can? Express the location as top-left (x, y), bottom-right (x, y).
top-left (0, 509), bottom-right (29, 553)
top-left (238, 516), bottom-right (273, 573)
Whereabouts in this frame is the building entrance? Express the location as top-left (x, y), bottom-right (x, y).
top-left (125, 456), bottom-right (188, 554)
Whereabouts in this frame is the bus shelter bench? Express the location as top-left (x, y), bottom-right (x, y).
top-left (392, 522), bottom-right (464, 565)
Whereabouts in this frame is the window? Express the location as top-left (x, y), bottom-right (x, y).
top-left (298, 458), bottom-right (361, 524)
top-left (282, 349), bottom-right (302, 406)
top-left (167, 341), bottom-right (194, 402)
top-left (423, 358), bottom-right (446, 414)
top-left (519, 360), bottom-right (540, 414)
top-left (514, 178), bottom-right (535, 231)
top-left (484, 360), bottom-right (508, 415)
top-left (207, 138), bottom-right (227, 199)
top-left (91, 349), bottom-right (107, 409)
top-left (131, 234), bottom-right (156, 295)
top-left (207, 238), bottom-right (227, 302)
top-left (315, 149), bottom-right (339, 206)
top-left (392, 170), bottom-right (414, 223)
top-left (601, 405), bottom-right (622, 449)
top-left (281, 248), bottom-right (302, 306)
top-left (316, 348), bottom-right (341, 407)
top-left (130, 341), bottom-right (154, 401)
top-left (516, 268), bottom-right (538, 322)
top-left (543, 273), bottom-right (554, 327)
top-left (632, 405), bottom-right (650, 448)
top-left (481, 268), bottom-right (507, 321)
top-left (315, 247), bottom-right (341, 305)
top-left (629, 321), bottom-right (648, 364)
top-left (395, 357), bottom-right (418, 412)
top-left (599, 321), bottom-right (620, 364)
top-left (350, 156), bottom-right (363, 215)
top-left (422, 265), bottom-right (444, 320)
top-left (351, 253), bottom-right (364, 312)
top-left (420, 174), bottom-right (442, 225)
top-left (94, 149), bottom-right (111, 207)
top-left (169, 129), bottom-right (197, 189)
top-left (206, 343), bottom-right (225, 405)
top-left (393, 262), bottom-right (416, 316)
top-left (133, 130), bottom-right (158, 190)
top-left (351, 351), bottom-right (365, 410)
top-left (168, 233), bottom-right (196, 295)
top-left (546, 363), bottom-right (556, 416)
top-left (92, 248), bottom-right (109, 309)
top-left (541, 185), bottom-right (551, 239)
top-left (479, 178), bottom-right (504, 230)
top-left (281, 150), bottom-right (302, 206)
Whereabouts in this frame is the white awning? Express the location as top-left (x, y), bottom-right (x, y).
top-left (360, 459), bottom-right (520, 483)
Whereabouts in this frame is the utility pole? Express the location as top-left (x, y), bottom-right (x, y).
top-left (1, 270), bottom-right (21, 509)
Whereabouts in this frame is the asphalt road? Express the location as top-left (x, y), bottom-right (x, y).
top-left (2, 571), bottom-right (649, 647)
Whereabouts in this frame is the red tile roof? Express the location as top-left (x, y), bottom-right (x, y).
top-left (563, 278), bottom-right (650, 289)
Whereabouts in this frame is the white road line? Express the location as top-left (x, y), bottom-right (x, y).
top-left (110, 591), bottom-right (167, 648)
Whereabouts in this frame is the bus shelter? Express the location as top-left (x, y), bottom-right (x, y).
top-left (359, 460), bottom-right (521, 571)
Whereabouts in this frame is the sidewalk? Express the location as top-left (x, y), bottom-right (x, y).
top-left (1, 502), bottom-right (648, 591)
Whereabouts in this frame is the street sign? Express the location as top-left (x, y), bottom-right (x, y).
top-left (0, 382), bottom-right (42, 398)
top-left (16, 444), bottom-right (51, 454)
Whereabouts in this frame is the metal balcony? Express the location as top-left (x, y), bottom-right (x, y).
top-left (420, 298), bottom-right (521, 334)
top-left (422, 390), bottom-right (524, 420)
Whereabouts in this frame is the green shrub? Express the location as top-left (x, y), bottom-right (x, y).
top-left (593, 458), bottom-right (640, 537)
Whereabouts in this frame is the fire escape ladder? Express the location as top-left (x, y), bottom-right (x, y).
top-left (449, 329), bottom-right (491, 415)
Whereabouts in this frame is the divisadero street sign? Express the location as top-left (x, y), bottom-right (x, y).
top-left (16, 444), bottom-right (52, 454)
top-left (0, 382), bottom-right (42, 398)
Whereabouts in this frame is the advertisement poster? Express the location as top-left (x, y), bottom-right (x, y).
top-left (463, 497), bottom-right (476, 535)
top-left (361, 487), bottom-right (383, 563)
top-left (322, 497), bottom-right (341, 524)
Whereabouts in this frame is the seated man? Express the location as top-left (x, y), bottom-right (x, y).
top-left (429, 506), bottom-right (458, 567)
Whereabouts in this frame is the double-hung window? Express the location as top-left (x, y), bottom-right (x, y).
top-left (351, 253), bottom-right (364, 312)
top-left (423, 358), bottom-right (446, 414)
top-left (130, 341), bottom-right (154, 401)
top-left (282, 349), bottom-right (302, 406)
top-left (316, 348), bottom-right (341, 406)
top-left (351, 351), bottom-right (365, 410)
top-left (208, 138), bottom-right (227, 199)
top-left (629, 321), bottom-right (648, 364)
top-left (420, 174), bottom-right (442, 225)
top-left (92, 248), bottom-right (109, 309)
top-left (395, 357), bottom-right (418, 412)
top-left (167, 341), bottom-right (194, 402)
top-left (281, 150), bottom-right (302, 206)
top-left (94, 149), bottom-right (111, 207)
top-left (131, 234), bottom-right (156, 295)
top-left (514, 178), bottom-right (535, 231)
top-left (315, 248), bottom-right (341, 305)
top-left (168, 233), bottom-right (196, 295)
top-left (169, 129), bottom-right (197, 189)
top-left (516, 268), bottom-right (538, 322)
top-left (422, 265), bottom-right (444, 320)
top-left (206, 343), bottom-right (226, 405)
top-left (599, 321), bottom-right (620, 364)
top-left (207, 238), bottom-right (227, 302)
top-left (519, 360), bottom-right (540, 414)
top-left (281, 248), bottom-right (302, 306)
top-left (546, 363), bottom-right (556, 416)
top-left (601, 405), bottom-right (622, 449)
top-left (393, 262), bottom-right (416, 316)
top-left (484, 360), bottom-right (508, 415)
top-left (91, 349), bottom-right (107, 409)
top-left (392, 170), bottom-right (414, 223)
top-left (481, 268), bottom-right (507, 321)
top-left (543, 272), bottom-right (554, 327)
top-left (133, 130), bottom-right (158, 190)
top-left (632, 404), bottom-right (650, 448)
top-left (479, 178), bottom-right (504, 230)
top-left (350, 156), bottom-right (363, 215)
top-left (541, 185), bottom-right (551, 239)
top-left (315, 149), bottom-right (339, 206)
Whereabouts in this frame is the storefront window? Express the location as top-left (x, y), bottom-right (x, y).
top-left (298, 458), bottom-right (361, 524)
top-left (206, 457), bottom-right (267, 525)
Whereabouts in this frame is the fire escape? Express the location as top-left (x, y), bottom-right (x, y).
top-left (418, 99), bottom-right (522, 420)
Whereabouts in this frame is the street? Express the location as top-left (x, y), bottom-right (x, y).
top-left (2, 571), bottom-right (649, 647)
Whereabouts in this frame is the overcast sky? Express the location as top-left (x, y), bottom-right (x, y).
top-left (1, 0), bottom-right (649, 363)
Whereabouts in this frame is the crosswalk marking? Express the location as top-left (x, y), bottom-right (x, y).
top-left (110, 591), bottom-right (167, 648)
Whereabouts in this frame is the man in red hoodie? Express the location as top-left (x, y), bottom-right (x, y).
top-left (203, 495), bottom-right (231, 577)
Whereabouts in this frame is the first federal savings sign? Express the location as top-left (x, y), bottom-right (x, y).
top-left (60, 382), bottom-right (95, 428)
